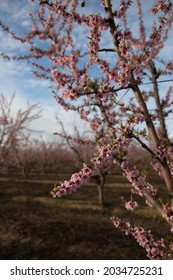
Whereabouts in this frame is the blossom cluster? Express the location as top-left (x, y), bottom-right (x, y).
top-left (162, 203), bottom-right (173, 228)
top-left (113, 0), bottom-right (132, 19)
top-left (51, 163), bottom-right (92, 198)
top-left (150, 0), bottom-right (173, 15)
top-left (91, 136), bottom-right (130, 169)
top-left (112, 217), bottom-right (173, 259)
top-left (120, 157), bottom-right (156, 199)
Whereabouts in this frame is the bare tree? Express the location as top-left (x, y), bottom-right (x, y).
top-left (0, 93), bottom-right (41, 175)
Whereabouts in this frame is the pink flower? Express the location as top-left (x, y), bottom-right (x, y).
top-left (125, 200), bottom-right (138, 211)
top-left (82, 163), bottom-right (92, 176)
top-left (71, 173), bottom-right (81, 185)
top-left (112, 217), bottom-right (121, 228)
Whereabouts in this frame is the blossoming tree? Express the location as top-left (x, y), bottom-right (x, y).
top-left (1, 0), bottom-right (173, 258)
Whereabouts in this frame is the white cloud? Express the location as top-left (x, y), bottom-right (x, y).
top-left (0, 0), bottom-right (33, 22)
top-left (0, 31), bottom-right (29, 53)
top-left (21, 20), bottom-right (32, 28)
top-left (23, 77), bottom-right (51, 90)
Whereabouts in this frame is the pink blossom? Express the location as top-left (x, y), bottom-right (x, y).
top-left (125, 200), bottom-right (138, 211)
top-left (51, 163), bottom-right (92, 198)
top-left (112, 218), bottom-right (173, 259)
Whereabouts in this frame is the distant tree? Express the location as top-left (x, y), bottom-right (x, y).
top-left (37, 136), bottom-right (71, 174)
top-left (12, 135), bottom-right (40, 178)
top-left (0, 93), bottom-right (41, 175)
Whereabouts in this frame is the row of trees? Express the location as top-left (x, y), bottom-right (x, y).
top-left (1, 0), bottom-right (173, 259)
top-left (0, 94), bottom-right (146, 179)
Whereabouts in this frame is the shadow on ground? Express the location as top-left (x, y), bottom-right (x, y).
top-left (0, 178), bottom-right (166, 260)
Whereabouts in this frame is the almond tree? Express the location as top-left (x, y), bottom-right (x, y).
top-left (0, 93), bottom-right (41, 175)
top-left (1, 0), bottom-right (173, 258)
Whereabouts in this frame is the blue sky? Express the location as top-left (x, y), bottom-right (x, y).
top-left (0, 0), bottom-right (173, 140)
top-left (0, 0), bottom-right (90, 141)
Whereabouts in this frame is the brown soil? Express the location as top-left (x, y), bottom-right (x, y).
top-left (0, 175), bottom-right (169, 260)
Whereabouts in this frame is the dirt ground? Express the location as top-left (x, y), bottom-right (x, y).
top-left (0, 174), bottom-right (170, 260)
